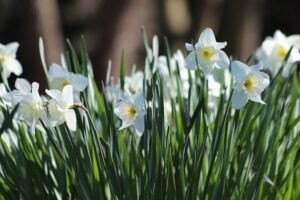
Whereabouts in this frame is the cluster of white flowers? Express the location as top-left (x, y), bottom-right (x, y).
top-left (112, 28), bottom-right (300, 136)
top-left (0, 51), bottom-right (88, 132)
top-left (1, 28), bottom-right (299, 137)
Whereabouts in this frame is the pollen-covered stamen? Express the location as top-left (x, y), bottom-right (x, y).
top-left (199, 47), bottom-right (214, 60)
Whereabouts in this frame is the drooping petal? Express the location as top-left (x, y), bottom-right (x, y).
top-left (248, 93), bottom-right (265, 104)
top-left (215, 50), bottom-right (230, 69)
top-left (65, 109), bottom-right (77, 131)
top-left (232, 89), bottom-right (249, 109)
top-left (133, 116), bottom-right (144, 136)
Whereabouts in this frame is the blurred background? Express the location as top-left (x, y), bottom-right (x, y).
top-left (0, 0), bottom-right (299, 89)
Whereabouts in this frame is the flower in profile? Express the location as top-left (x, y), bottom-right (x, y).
top-left (45, 85), bottom-right (77, 131)
top-left (231, 61), bottom-right (270, 109)
top-left (0, 42), bottom-right (22, 79)
top-left (255, 30), bottom-right (300, 76)
top-left (113, 92), bottom-right (146, 136)
top-left (3, 78), bottom-right (42, 131)
top-left (48, 64), bottom-right (88, 94)
top-left (185, 28), bottom-right (230, 77)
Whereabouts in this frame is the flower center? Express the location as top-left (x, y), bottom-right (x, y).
top-left (126, 105), bottom-right (137, 119)
top-left (59, 79), bottom-right (69, 89)
top-left (276, 46), bottom-right (288, 59)
top-left (0, 55), bottom-right (7, 64)
top-left (199, 47), bottom-right (214, 60)
top-left (244, 77), bottom-right (256, 91)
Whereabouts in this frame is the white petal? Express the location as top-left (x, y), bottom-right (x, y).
top-left (250, 62), bottom-right (263, 71)
top-left (185, 52), bottom-right (198, 70)
top-left (202, 65), bottom-right (215, 77)
top-left (45, 89), bottom-right (62, 100)
top-left (69, 74), bottom-right (88, 91)
top-left (199, 28), bottom-right (216, 46)
top-left (274, 30), bottom-right (286, 42)
top-left (248, 90), bottom-right (265, 104)
top-left (15, 78), bottom-right (31, 93)
top-left (49, 63), bottom-right (67, 79)
top-left (132, 92), bottom-right (145, 111)
top-left (4, 58), bottom-right (22, 76)
top-left (6, 42), bottom-right (19, 56)
top-left (287, 35), bottom-right (300, 49)
top-left (231, 61), bottom-right (249, 82)
top-left (232, 89), bottom-right (249, 109)
top-left (133, 116), bottom-right (144, 136)
top-left (31, 82), bottom-right (41, 102)
top-left (62, 85), bottom-right (74, 106)
top-left (185, 43), bottom-right (194, 51)
top-left (65, 109), bottom-right (77, 131)
top-left (119, 121), bottom-right (133, 130)
top-left (215, 50), bottom-right (230, 69)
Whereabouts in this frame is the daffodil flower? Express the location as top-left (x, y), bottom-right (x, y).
top-left (125, 71), bottom-right (144, 95)
top-left (255, 30), bottom-right (300, 76)
top-left (185, 28), bottom-right (230, 77)
top-left (3, 78), bottom-right (43, 131)
top-left (45, 85), bottom-right (77, 131)
top-left (156, 50), bottom-right (190, 98)
top-left (48, 64), bottom-right (88, 94)
top-left (114, 92), bottom-right (146, 136)
top-left (0, 42), bottom-right (22, 79)
top-left (231, 61), bottom-right (270, 109)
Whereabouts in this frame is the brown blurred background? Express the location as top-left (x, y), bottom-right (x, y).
top-left (0, 0), bottom-right (299, 89)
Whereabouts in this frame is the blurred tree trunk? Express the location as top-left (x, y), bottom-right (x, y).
top-left (218, 0), bottom-right (264, 61)
top-left (92, 0), bottom-right (159, 83)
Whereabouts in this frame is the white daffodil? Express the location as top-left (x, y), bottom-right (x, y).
top-left (156, 50), bottom-right (190, 98)
top-left (125, 71), bottom-right (144, 95)
top-left (231, 61), bottom-right (270, 109)
top-left (114, 92), bottom-right (146, 136)
top-left (0, 42), bottom-right (22, 79)
top-left (255, 30), bottom-right (300, 76)
top-left (105, 84), bottom-right (125, 105)
top-left (48, 64), bottom-right (88, 94)
top-left (45, 85), bottom-right (77, 131)
top-left (3, 78), bottom-right (43, 131)
top-left (185, 28), bottom-right (230, 77)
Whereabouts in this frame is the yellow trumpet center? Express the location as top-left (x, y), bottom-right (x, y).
top-left (126, 105), bottom-right (137, 119)
top-left (276, 46), bottom-right (288, 59)
top-left (199, 47), bottom-right (214, 60)
top-left (59, 79), bottom-right (69, 89)
top-left (244, 77), bottom-right (256, 91)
